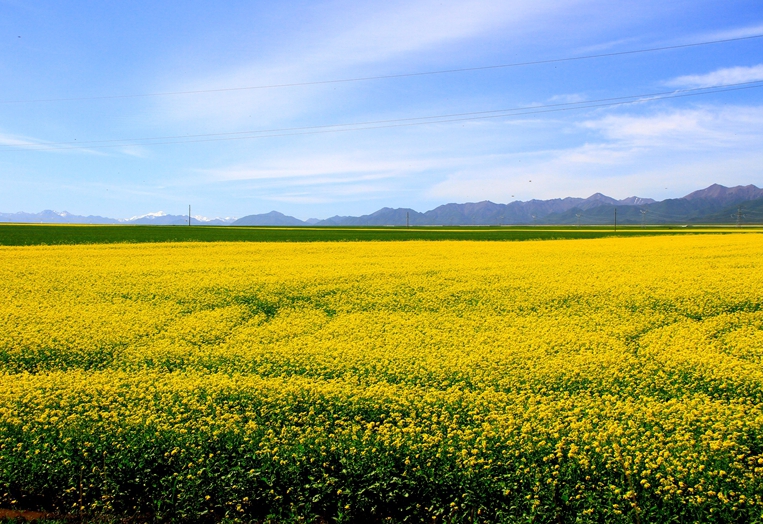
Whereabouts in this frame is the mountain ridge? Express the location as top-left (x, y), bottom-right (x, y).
top-left (0, 210), bottom-right (237, 226)
top-left (2, 184), bottom-right (761, 226)
top-left (233, 193), bottom-right (659, 226)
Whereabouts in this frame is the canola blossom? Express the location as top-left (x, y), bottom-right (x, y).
top-left (1, 236), bottom-right (762, 522)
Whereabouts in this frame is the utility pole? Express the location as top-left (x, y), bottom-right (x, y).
top-left (406, 211), bottom-right (409, 228)
top-left (576, 213), bottom-right (581, 228)
top-left (188, 205), bottom-right (191, 226)
top-left (736, 206), bottom-right (744, 228)
top-left (640, 209), bottom-right (647, 229)
top-left (614, 208), bottom-right (617, 232)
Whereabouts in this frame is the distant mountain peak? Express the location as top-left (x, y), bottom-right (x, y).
top-left (586, 192), bottom-right (611, 200)
top-left (232, 211), bottom-right (305, 226)
top-left (39, 209), bottom-right (72, 217)
top-left (619, 196), bottom-right (656, 205)
top-left (193, 214), bottom-right (237, 223)
top-left (124, 211), bottom-right (168, 221)
top-left (683, 183), bottom-right (763, 202)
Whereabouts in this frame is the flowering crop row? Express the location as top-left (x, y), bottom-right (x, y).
top-left (1, 236), bottom-right (762, 522)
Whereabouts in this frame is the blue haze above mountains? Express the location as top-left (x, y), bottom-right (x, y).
top-left (3, 184), bottom-right (762, 226)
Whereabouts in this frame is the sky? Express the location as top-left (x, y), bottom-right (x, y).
top-left (1, 0), bottom-right (762, 220)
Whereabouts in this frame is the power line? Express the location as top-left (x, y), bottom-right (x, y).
top-left (2, 81), bottom-right (761, 153)
top-left (6, 80), bottom-right (759, 150)
top-left (1, 34), bottom-right (762, 104)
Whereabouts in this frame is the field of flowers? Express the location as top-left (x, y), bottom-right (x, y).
top-left (1, 235), bottom-right (762, 522)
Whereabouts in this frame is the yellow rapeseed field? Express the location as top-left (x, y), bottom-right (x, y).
top-left (1, 235), bottom-right (762, 522)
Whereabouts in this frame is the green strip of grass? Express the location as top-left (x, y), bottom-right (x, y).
top-left (0, 224), bottom-right (758, 246)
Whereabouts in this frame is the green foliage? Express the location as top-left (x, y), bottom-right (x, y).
top-left (0, 223), bottom-right (741, 246)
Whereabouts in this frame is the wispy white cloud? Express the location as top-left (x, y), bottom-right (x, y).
top-left (427, 146), bottom-right (763, 203)
top-left (693, 23), bottom-right (763, 42)
top-left (548, 93), bottom-right (587, 104)
top-left (267, 182), bottom-right (395, 204)
top-left (582, 105), bottom-right (763, 146)
top-left (666, 64), bottom-right (763, 88)
top-left (0, 133), bottom-right (44, 148)
top-left (569, 22), bottom-right (763, 62)
top-left (0, 132), bottom-right (104, 155)
top-left (315, 0), bottom-right (562, 64)
top-left (267, 194), bottom-right (333, 205)
top-left (156, 0), bottom-right (590, 127)
top-left (117, 145), bottom-right (151, 158)
top-left (427, 104), bottom-right (763, 202)
top-left (187, 101), bottom-right (763, 209)
top-left (201, 153), bottom-right (457, 182)
top-left (572, 36), bottom-right (642, 54)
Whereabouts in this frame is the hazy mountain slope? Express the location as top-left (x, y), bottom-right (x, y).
top-left (232, 211), bottom-right (306, 226)
top-left (683, 184), bottom-right (763, 205)
top-left (316, 208), bottom-right (424, 226)
top-left (695, 197), bottom-right (763, 224)
top-left (0, 210), bottom-right (119, 224)
top-left (315, 194), bottom-right (652, 226)
top-left (543, 186), bottom-right (763, 225)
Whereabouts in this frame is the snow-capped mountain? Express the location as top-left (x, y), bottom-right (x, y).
top-left (120, 212), bottom-right (237, 225)
top-left (120, 211), bottom-right (170, 222)
top-left (0, 210), bottom-right (119, 224)
top-left (0, 210), bottom-right (236, 225)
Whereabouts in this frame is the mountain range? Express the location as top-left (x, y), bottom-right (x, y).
top-left (0, 210), bottom-right (237, 226)
top-left (304, 193), bottom-right (657, 227)
top-left (540, 184), bottom-right (763, 225)
top-left (233, 184), bottom-right (763, 226)
top-left (2, 184), bottom-right (762, 226)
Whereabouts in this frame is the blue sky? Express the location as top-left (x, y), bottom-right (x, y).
top-left (1, 0), bottom-right (762, 220)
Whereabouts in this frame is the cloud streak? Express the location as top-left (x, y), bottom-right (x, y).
top-left (201, 153), bottom-right (462, 182)
top-left (427, 103), bottom-right (763, 202)
top-left (582, 105), bottom-right (763, 146)
top-left (666, 64), bottom-right (763, 88)
top-left (694, 23), bottom-right (763, 42)
top-left (155, 0), bottom-right (589, 127)
top-left (0, 132), bottom-right (104, 156)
